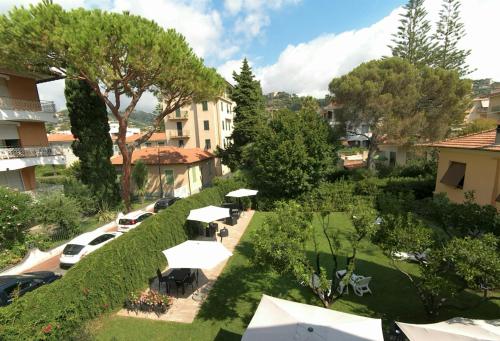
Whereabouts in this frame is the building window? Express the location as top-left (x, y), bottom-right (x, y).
top-left (222, 120), bottom-right (225, 130)
top-left (158, 142), bottom-right (165, 146)
top-left (220, 102), bottom-right (223, 110)
top-left (205, 139), bottom-right (211, 150)
top-left (175, 108), bottom-right (181, 117)
top-left (440, 161), bottom-right (466, 189)
top-left (327, 111), bottom-right (333, 120)
top-left (389, 151), bottom-right (396, 167)
top-left (178, 140), bottom-right (184, 147)
top-left (202, 101), bottom-right (208, 111)
top-left (203, 120), bottom-right (209, 130)
top-left (164, 169), bottom-right (174, 185)
top-left (145, 142), bottom-right (152, 147)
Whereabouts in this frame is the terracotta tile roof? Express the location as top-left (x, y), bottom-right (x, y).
top-left (47, 133), bottom-right (75, 142)
top-left (124, 132), bottom-right (167, 143)
top-left (110, 147), bottom-right (214, 166)
top-left (422, 129), bottom-right (500, 152)
top-left (343, 159), bottom-right (366, 170)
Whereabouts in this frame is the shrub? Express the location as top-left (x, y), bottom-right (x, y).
top-left (0, 178), bottom-right (240, 340)
top-left (0, 187), bottom-right (33, 250)
top-left (37, 175), bottom-right (67, 185)
top-left (63, 178), bottom-right (98, 216)
top-left (34, 193), bottom-right (83, 242)
top-left (382, 176), bottom-right (435, 199)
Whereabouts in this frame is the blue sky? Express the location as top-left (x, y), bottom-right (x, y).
top-left (1, 0), bottom-right (498, 111)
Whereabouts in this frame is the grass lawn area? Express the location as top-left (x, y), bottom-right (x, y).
top-left (91, 212), bottom-right (500, 340)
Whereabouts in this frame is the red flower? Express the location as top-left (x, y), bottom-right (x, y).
top-left (42, 324), bottom-right (52, 334)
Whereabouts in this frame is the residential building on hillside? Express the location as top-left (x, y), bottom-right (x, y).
top-left (47, 132), bottom-right (169, 166)
top-left (110, 146), bottom-right (216, 198)
top-left (423, 126), bottom-right (500, 209)
top-left (0, 69), bottom-right (65, 191)
top-left (320, 102), bottom-right (371, 148)
top-left (163, 90), bottom-right (235, 175)
top-left (465, 97), bottom-right (490, 122)
top-left (487, 91), bottom-right (500, 121)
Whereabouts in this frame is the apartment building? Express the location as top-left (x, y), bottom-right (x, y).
top-left (0, 69), bottom-right (65, 191)
top-left (163, 90), bottom-right (235, 175)
top-left (320, 101), bottom-right (371, 148)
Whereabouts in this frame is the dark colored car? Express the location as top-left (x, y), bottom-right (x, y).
top-left (153, 197), bottom-right (180, 213)
top-left (0, 271), bottom-right (61, 306)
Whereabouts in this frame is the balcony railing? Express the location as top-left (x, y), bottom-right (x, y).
top-left (0, 146), bottom-right (64, 160)
top-left (0, 96), bottom-right (56, 113)
top-left (169, 111), bottom-right (189, 120)
top-left (168, 130), bottom-right (190, 139)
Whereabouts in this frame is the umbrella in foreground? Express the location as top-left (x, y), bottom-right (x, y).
top-left (397, 318), bottom-right (500, 341)
top-left (162, 240), bottom-right (232, 269)
top-left (242, 295), bottom-right (383, 341)
top-left (226, 188), bottom-right (258, 198)
top-left (187, 205), bottom-right (230, 223)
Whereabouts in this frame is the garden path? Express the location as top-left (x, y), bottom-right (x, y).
top-left (116, 210), bottom-right (255, 323)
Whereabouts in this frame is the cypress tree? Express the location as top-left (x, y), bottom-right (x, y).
top-left (390, 0), bottom-right (435, 66)
top-left (64, 79), bottom-right (120, 208)
top-left (219, 58), bottom-right (266, 170)
top-left (432, 0), bottom-right (472, 76)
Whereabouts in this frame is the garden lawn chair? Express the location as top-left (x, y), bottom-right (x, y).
top-left (184, 272), bottom-right (197, 293)
top-left (352, 276), bottom-right (372, 296)
top-left (156, 269), bottom-right (169, 293)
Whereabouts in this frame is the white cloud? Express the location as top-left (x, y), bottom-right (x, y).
top-left (217, 58), bottom-right (247, 84)
top-left (254, 0), bottom-right (500, 97)
top-left (226, 0), bottom-right (301, 39)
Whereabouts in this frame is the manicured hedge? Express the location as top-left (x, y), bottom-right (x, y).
top-left (0, 178), bottom-right (243, 340)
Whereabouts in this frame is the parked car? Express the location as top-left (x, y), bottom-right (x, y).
top-left (117, 210), bottom-right (154, 232)
top-left (153, 197), bottom-right (180, 213)
top-left (0, 271), bottom-right (61, 306)
top-left (59, 231), bottom-right (121, 268)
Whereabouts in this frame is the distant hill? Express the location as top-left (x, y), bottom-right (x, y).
top-left (264, 92), bottom-right (327, 112)
top-left (48, 109), bottom-right (157, 133)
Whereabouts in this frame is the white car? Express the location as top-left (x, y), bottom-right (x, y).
top-left (117, 210), bottom-right (154, 232)
top-left (59, 231), bottom-right (121, 268)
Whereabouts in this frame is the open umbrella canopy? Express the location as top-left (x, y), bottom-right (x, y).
top-left (397, 318), bottom-right (500, 341)
top-left (226, 188), bottom-right (258, 198)
top-left (162, 240), bottom-right (233, 269)
top-left (242, 295), bottom-right (384, 341)
top-left (187, 205), bottom-right (230, 223)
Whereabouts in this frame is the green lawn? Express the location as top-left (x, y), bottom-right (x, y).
top-left (91, 212), bottom-right (500, 340)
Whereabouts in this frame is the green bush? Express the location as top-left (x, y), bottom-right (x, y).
top-left (382, 176), bottom-right (435, 199)
top-left (63, 178), bottom-right (99, 216)
top-left (35, 193), bottom-right (83, 239)
top-left (0, 187), bottom-right (33, 250)
top-left (37, 175), bottom-right (67, 185)
top-left (0, 178), bottom-right (241, 340)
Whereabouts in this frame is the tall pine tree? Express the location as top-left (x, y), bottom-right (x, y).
top-left (65, 79), bottom-right (120, 208)
top-left (390, 0), bottom-right (435, 66)
top-left (432, 0), bottom-right (472, 76)
top-left (219, 58), bottom-right (266, 170)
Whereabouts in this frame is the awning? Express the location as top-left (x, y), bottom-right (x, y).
top-left (242, 295), bottom-right (384, 341)
top-left (226, 188), bottom-right (258, 198)
top-left (397, 318), bottom-right (500, 341)
top-left (162, 240), bottom-right (232, 269)
top-left (187, 205), bottom-right (230, 223)
top-left (440, 162), bottom-right (466, 188)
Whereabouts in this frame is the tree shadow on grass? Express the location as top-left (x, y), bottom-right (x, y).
top-left (213, 328), bottom-right (242, 341)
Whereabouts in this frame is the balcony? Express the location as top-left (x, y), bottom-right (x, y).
top-left (0, 96), bottom-right (56, 113)
top-left (168, 130), bottom-right (190, 139)
top-left (0, 96), bottom-right (58, 123)
top-left (169, 110), bottom-right (189, 120)
top-left (0, 146), bottom-right (64, 160)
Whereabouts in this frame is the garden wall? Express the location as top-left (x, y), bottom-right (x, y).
top-left (0, 178), bottom-right (243, 340)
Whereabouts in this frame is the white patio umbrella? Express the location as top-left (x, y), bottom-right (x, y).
top-left (397, 318), bottom-right (500, 341)
top-left (242, 295), bottom-right (384, 341)
top-left (162, 240), bottom-right (232, 270)
top-left (226, 188), bottom-right (258, 198)
top-left (187, 205), bottom-right (230, 223)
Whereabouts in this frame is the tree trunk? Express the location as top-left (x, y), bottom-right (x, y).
top-left (366, 137), bottom-right (378, 170)
top-left (116, 119), bottom-right (133, 212)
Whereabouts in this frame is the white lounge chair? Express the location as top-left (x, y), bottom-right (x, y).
top-left (352, 276), bottom-right (372, 296)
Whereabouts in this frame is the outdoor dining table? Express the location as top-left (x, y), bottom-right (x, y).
top-left (167, 268), bottom-right (192, 295)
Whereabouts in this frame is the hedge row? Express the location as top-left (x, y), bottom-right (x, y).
top-left (0, 177), bottom-right (244, 340)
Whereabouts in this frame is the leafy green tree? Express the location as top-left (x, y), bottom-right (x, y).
top-left (329, 57), bottom-right (470, 168)
top-left (458, 118), bottom-right (497, 136)
top-left (0, 187), bottom-right (33, 249)
top-left (432, 0), bottom-right (472, 76)
top-left (248, 108), bottom-right (335, 198)
top-left (131, 160), bottom-right (148, 202)
top-left (219, 59), bottom-right (266, 170)
top-left (390, 0), bottom-right (435, 66)
top-left (65, 79), bottom-right (120, 208)
top-left (0, 3), bottom-right (223, 211)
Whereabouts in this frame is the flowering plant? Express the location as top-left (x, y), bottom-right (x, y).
top-left (125, 290), bottom-right (172, 316)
